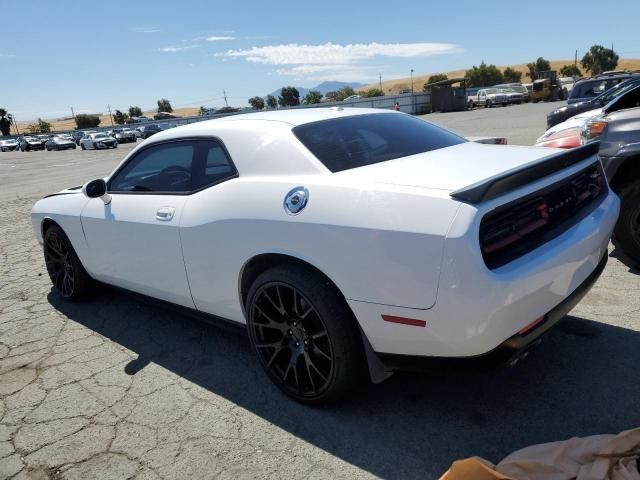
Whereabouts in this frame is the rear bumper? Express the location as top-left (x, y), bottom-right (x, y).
top-left (349, 186), bottom-right (619, 358)
top-left (378, 251), bottom-right (607, 371)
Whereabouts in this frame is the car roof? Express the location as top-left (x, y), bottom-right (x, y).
top-left (196, 107), bottom-right (397, 127)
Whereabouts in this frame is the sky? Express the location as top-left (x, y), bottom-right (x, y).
top-left (1, 0), bottom-right (639, 120)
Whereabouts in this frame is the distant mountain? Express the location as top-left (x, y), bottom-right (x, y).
top-left (265, 81), bottom-right (367, 101)
top-left (311, 81), bottom-right (366, 95)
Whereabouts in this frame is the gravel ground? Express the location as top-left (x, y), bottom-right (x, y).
top-left (1, 114), bottom-right (639, 480)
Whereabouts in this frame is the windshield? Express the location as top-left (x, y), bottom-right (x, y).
top-left (94, 133), bottom-right (108, 139)
top-left (485, 88), bottom-right (498, 94)
top-left (599, 80), bottom-right (640, 103)
top-left (293, 113), bottom-right (466, 173)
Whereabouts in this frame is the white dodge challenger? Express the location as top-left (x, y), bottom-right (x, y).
top-left (31, 108), bottom-right (619, 403)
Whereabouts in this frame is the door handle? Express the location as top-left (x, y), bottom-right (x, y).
top-left (156, 206), bottom-right (176, 221)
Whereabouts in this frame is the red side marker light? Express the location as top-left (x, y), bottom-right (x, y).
top-left (518, 316), bottom-right (545, 336)
top-left (382, 315), bottom-right (426, 327)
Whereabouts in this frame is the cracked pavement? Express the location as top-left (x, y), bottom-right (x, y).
top-left (1, 135), bottom-right (639, 479)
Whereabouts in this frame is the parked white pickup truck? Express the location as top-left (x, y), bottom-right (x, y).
top-left (467, 88), bottom-right (509, 109)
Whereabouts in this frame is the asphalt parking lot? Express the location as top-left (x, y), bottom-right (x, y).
top-left (1, 107), bottom-right (639, 480)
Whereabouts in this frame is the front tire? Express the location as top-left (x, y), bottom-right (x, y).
top-left (246, 266), bottom-right (364, 404)
top-left (43, 225), bottom-right (94, 300)
top-left (615, 181), bottom-right (640, 265)
top-left (81, 143), bottom-right (86, 150)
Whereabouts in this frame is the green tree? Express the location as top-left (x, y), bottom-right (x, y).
top-left (128, 106), bottom-right (143, 117)
top-left (75, 114), bottom-right (101, 129)
top-left (302, 90), bottom-right (323, 104)
top-left (248, 96), bottom-right (265, 110)
top-left (113, 109), bottom-right (128, 125)
top-left (465, 62), bottom-right (504, 87)
top-left (337, 86), bottom-right (355, 100)
top-left (26, 118), bottom-right (51, 134)
top-left (581, 45), bottom-right (619, 75)
top-left (363, 88), bottom-right (384, 97)
top-left (424, 74), bottom-right (448, 89)
top-left (0, 108), bottom-right (11, 136)
top-left (278, 87), bottom-right (300, 107)
top-left (266, 95), bottom-right (277, 109)
top-left (157, 98), bottom-right (173, 113)
top-left (559, 64), bottom-right (582, 77)
top-left (37, 118), bottom-right (51, 133)
top-left (198, 106), bottom-right (209, 116)
top-left (526, 57), bottom-right (551, 81)
top-left (502, 67), bottom-right (522, 83)
top-left (325, 91), bottom-right (339, 102)
top-left (325, 86), bottom-right (356, 102)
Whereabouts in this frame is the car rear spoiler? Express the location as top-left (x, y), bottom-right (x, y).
top-left (450, 142), bottom-right (600, 203)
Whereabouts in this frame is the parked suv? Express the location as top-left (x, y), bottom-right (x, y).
top-left (581, 104), bottom-right (640, 264)
top-left (548, 78), bottom-right (640, 128)
top-left (568, 72), bottom-right (640, 104)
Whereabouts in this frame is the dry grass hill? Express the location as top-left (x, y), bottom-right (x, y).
top-left (362, 58), bottom-right (640, 94)
top-left (15, 107), bottom-right (200, 134)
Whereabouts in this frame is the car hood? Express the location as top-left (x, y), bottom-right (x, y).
top-left (538, 107), bottom-right (603, 142)
top-left (334, 142), bottom-right (562, 193)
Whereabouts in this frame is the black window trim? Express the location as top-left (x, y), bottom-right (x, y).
top-left (107, 135), bottom-right (239, 196)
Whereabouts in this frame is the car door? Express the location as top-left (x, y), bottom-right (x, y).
top-left (80, 139), bottom-right (198, 308)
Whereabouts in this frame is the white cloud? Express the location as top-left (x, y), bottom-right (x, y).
top-left (161, 45), bottom-right (198, 52)
top-left (131, 26), bottom-right (160, 33)
top-left (218, 42), bottom-right (461, 65)
top-left (216, 41), bottom-right (461, 82)
top-left (206, 36), bottom-right (236, 41)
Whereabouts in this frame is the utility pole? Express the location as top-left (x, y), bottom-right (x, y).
top-left (107, 105), bottom-right (114, 126)
top-left (379, 72), bottom-right (382, 92)
top-left (223, 90), bottom-right (228, 107)
top-left (70, 106), bottom-right (76, 124)
top-left (575, 49), bottom-right (578, 66)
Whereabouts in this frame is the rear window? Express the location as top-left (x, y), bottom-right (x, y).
top-left (293, 113), bottom-right (465, 172)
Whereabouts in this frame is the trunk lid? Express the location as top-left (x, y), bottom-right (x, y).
top-left (334, 142), bottom-right (564, 194)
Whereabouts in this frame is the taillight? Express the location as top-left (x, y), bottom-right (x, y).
top-left (481, 197), bottom-right (549, 256)
top-left (480, 163), bottom-right (605, 269)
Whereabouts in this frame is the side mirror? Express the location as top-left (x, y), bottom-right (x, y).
top-left (82, 179), bottom-right (111, 205)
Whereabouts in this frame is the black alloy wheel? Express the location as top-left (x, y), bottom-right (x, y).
top-left (43, 225), bottom-right (93, 300)
top-left (247, 266), bottom-right (365, 403)
top-left (250, 282), bottom-right (334, 397)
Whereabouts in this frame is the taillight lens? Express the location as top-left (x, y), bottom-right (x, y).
top-left (480, 163), bottom-right (605, 269)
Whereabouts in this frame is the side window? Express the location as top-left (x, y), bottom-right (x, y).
top-left (192, 140), bottom-right (236, 190)
top-left (109, 141), bottom-right (195, 193)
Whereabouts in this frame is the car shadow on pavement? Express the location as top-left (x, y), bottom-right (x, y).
top-left (48, 289), bottom-right (640, 480)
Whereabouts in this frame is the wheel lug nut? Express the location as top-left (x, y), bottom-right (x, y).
top-left (293, 322), bottom-right (297, 326)
top-left (295, 342), bottom-right (299, 347)
top-left (288, 330), bottom-right (292, 335)
top-left (304, 340), bottom-right (308, 345)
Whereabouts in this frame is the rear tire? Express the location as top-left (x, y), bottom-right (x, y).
top-left (81, 143), bottom-right (86, 150)
top-left (486, 100), bottom-right (492, 108)
top-left (246, 265), bottom-right (365, 404)
top-left (614, 181), bottom-right (640, 265)
top-left (43, 224), bottom-right (95, 300)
